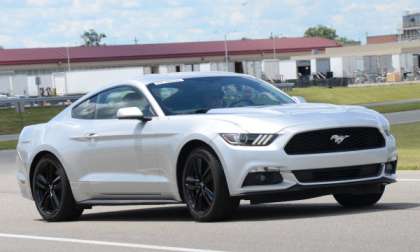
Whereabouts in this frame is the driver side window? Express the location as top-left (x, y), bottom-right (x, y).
top-left (95, 86), bottom-right (154, 120)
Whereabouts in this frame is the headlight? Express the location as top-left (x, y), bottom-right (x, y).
top-left (381, 121), bottom-right (391, 137)
top-left (378, 116), bottom-right (391, 137)
top-left (219, 133), bottom-right (278, 146)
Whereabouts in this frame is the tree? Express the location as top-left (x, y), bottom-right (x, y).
top-left (81, 29), bottom-right (107, 46)
top-left (335, 36), bottom-right (360, 46)
top-left (304, 25), bottom-right (359, 45)
top-left (304, 25), bottom-right (338, 40)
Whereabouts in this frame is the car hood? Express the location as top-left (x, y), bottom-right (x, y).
top-left (204, 103), bottom-right (386, 133)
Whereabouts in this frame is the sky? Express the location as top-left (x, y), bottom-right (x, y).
top-left (0, 0), bottom-right (419, 49)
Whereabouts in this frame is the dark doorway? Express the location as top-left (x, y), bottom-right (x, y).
top-left (175, 65), bottom-right (181, 72)
top-left (417, 55), bottom-right (420, 68)
top-left (297, 66), bottom-right (311, 77)
top-left (296, 60), bottom-right (311, 78)
top-left (234, 62), bottom-right (244, 73)
top-left (151, 66), bottom-right (159, 74)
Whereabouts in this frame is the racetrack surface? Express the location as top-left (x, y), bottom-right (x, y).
top-left (1, 150), bottom-right (420, 252)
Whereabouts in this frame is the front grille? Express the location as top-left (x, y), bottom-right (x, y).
top-left (284, 127), bottom-right (385, 155)
top-left (293, 163), bottom-right (382, 183)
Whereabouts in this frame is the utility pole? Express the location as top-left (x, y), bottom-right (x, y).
top-left (66, 46), bottom-right (71, 72)
top-left (224, 34), bottom-right (229, 71)
top-left (271, 32), bottom-right (277, 59)
top-left (65, 46), bottom-right (71, 95)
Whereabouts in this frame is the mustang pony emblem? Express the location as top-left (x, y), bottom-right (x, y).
top-left (330, 134), bottom-right (350, 144)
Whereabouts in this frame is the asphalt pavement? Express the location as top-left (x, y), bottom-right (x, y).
top-left (0, 134), bottom-right (18, 142)
top-left (1, 150), bottom-right (420, 252)
top-left (362, 98), bottom-right (420, 107)
top-left (384, 109), bottom-right (420, 125)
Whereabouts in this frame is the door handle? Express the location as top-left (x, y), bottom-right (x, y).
top-left (70, 133), bottom-right (98, 142)
top-left (86, 133), bottom-right (98, 139)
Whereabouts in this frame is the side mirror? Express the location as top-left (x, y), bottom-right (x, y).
top-left (117, 107), bottom-right (151, 121)
top-left (292, 96), bottom-right (306, 103)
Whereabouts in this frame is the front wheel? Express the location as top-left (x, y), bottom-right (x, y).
top-left (182, 147), bottom-right (239, 222)
top-left (32, 155), bottom-right (83, 221)
top-left (334, 186), bottom-right (385, 208)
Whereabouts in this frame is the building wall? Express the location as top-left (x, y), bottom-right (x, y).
top-left (262, 60), bottom-right (280, 81)
top-left (63, 67), bottom-right (144, 94)
top-left (11, 75), bottom-right (28, 96)
top-left (243, 61), bottom-right (262, 79)
top-left (392, 54), bottom-right (401, 72)
top-left (0, 75), bottom-right (12, 94)
top-left (400, 53), bottom-right (414, 72)
top-left (310, 59), bottom-right (317, 74)
top-left (279, 60), bottom-right (297, 80)
top-left (330, 57), bottom-right (343, 78)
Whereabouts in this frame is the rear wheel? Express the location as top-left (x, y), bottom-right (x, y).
top-left (334, 186), bottom-right (385, 208)
top-left (182, 147), bottom-right (239, 222)
top-left (32, 155), bottom-right (83, 221)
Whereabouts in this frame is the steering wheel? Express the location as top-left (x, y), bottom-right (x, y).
top-left (229, 99), bottom-right (255, 107)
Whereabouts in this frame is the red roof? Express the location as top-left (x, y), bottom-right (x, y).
top-left (0, 37), bottom-right (339, 66)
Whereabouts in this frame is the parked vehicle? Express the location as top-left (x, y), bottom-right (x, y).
top-left (16, 72), bottom-right (397, 222)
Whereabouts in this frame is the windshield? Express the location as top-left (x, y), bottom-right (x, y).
top-left (147, 76), bottom-right (294, 115)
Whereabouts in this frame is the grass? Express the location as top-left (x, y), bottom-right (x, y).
top-left (0, 106), bottom-right (64, 135)
top-left (287, 83), bottom-right (420, 105)
top-left (392, 122), bottom-right (420, 170)
top-left (0, 140), bottom-right (17, 151)
top-left (369, 102), bottom-right (420, 113)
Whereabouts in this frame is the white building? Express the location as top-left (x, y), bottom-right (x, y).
top-left (0, 37), bottom-right (339, 96)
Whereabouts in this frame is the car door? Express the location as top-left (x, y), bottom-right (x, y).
top-left (80, 85), bottom-right (164, 199)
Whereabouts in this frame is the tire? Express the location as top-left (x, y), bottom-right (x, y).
top-left (334, 186), bottom-right (385, 208)
top-left (31, 154), bottom-right (83, 222)
top-left (182, 147), bottom-right (239, 222)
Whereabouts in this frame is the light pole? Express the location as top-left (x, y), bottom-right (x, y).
top-left (66, 46), bottom-right (71, 72)
top-left (272, 34), bottom-right (277, 59)
top-left (64, 45), bottom-right (71, 95)
top-left (224, 34), bottom-right (229, 71)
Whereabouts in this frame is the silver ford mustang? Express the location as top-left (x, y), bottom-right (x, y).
top-left (16, 72), bottom-right (397, 222)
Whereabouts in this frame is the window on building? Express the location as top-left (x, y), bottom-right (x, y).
top-left (175, 65), bottom-right (181, 72)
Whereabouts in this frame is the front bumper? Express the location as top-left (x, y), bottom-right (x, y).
top-left (212, 124), bottom-right (397, 197)
top-left (236, 177), bottom-right (395, 203)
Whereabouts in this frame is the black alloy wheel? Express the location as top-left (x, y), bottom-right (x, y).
top-left (182, 147), bottom-right (239, 222)
top-left (33, 162), bottom-right (63, 215)
top-left (184, 152), bottom-right (215, 214)
top-left (32, 155), bottom-right (83, 221)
